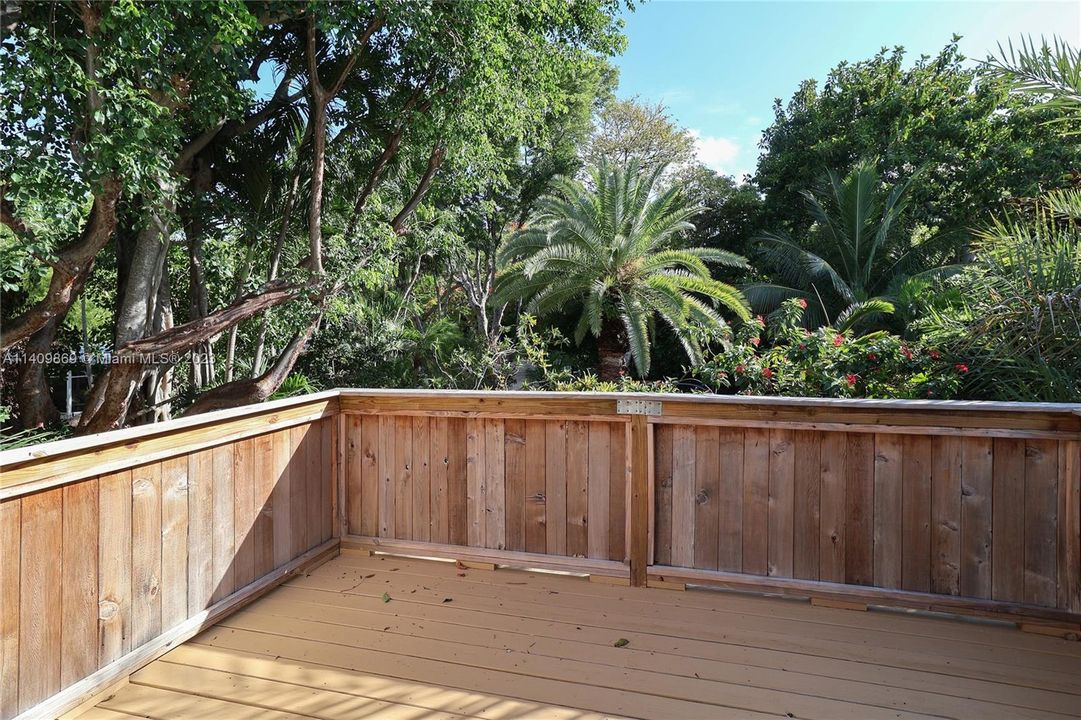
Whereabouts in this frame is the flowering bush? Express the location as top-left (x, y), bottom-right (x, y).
top-left (692, 299), bottom-right (966, 399)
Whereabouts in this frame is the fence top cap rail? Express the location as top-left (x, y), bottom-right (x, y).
top-left (0, 389), bottom-right (339, 470)
top-left (2, 388), bottom-right (1077, 472)
top-left (337, 387), bottom-right (1081, 414)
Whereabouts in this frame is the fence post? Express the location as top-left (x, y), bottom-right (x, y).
top-left (628, 414), bottom-right (650, 586)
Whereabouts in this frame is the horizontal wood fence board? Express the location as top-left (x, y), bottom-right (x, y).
top-left (0, 395), bottom-right (338, 499)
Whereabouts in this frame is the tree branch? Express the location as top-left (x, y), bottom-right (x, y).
top-left (391, 145), bottom-right (446, 233)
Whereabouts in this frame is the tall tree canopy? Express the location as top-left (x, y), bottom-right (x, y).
top-left (754, 40), bottom-right (1080, 237)
top-left (0, 0), bottom-right (625, 432)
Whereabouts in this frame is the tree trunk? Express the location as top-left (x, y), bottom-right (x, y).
top-left (596, 316), bottom-right (627, 382)
top-left (184, 308), bottom-right (323, 416)
top-left (76, 279), bottom-right (303, 434)
top-left (1, 179), bottom-right (122, 351)
top-left (13, 319), bottom-right (61, 429)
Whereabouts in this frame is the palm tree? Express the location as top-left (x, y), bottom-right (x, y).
top-left (985, 35), bottom-right (1081, 135)
top-left (746, 159), bottom-right (960, 332)
top-left (494, 161), bottom-right (750, 380)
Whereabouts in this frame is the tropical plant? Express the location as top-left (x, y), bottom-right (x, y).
top-left (916, 194), bottom-right (1081, 402)
top-left (746, 159), bottom-right (961, 332)
top-left (495, 161), bottom-right (751, 379)
top-left (692, 298), bottom-right (966, 399)
top-left (986, 35), bottom-right (1081, 134)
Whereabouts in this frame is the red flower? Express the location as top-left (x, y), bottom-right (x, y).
top-left (954, 363), bottom-right (969, 374)
top-left (755, 314), bottom-right (766, 326)
top-left (750, 336), bottom-right (760, 347)
top-left (867, 352), bottom-right (877, 361)
top-left (845, 373), bottom-right (858, 387)
top-left (735, 364), bottom-right (744, 374)
top-left (929, 349), bottom-right (941, 360)
top-left (761, 367), bottom-right (774, 379)
top-left (798, 343), bottom-right (806, 350)
top-left (901, 345), bottom-right (914, 360)
top-left (832, 334), bottom-right (844, 347)
top-left (797, 298), bottom-right (808, 309)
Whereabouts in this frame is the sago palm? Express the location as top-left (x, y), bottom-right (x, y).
top-left (746, 159), bottom-right (960, 332)
top-left (494, 161), bottom-right (750, 379)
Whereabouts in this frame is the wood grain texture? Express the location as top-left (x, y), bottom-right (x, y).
top-left (767, 429), bottom-right (795, 578)
top-left (818, 432), bottom-right (846, 583)
top-left (991, 438), bottom-right (1025, 602)
top-left (960, 437), bottom-right (993, 599)
top-left (466, 418), bottom-right (486, 548)
top-left (693, 426), bottom-right (719, 571)
top-left (608, 423), bottom-right (627, 563)
top-left (742, 428), bottom-right (769, 576)
top-left (792, 431), bottom-right (821, 580)
top-left (544, 420), bottom-right (567, 556)
top-left (716, 428), bottom-right (744, 573)
top-left (1024, 440), bottom-right (1058, 607)
top-left (393, 417), bottom-right (414, 541)
top-left (429, 417), bottom-right (450, 545)
top-left (98, 471), bottom-right (132, 666)
top-left (872, 434), bottom-right (903, 589)
top-left (524, 420), bottom-right (547, 555)
top-left (844, 434), bottom-right (874, 586)
top-left (653, 424), bottom-right (673, 566)
top-left (587, 422), bottom-right (611, 560)
top-left (447, 418), bottom-right (468, 547)
top-left (1059, 441), bottom-right (1081, 613)
top-left (930, 435), bottom-right (962, 596)
top-left (504, 419), bottom-right (527, 553)
top-left (131, 462), bottom-right (162, 646)
top-left (0, 499), bottom-right (20, 719)
top-left (211, 444), bottom-right (236, 602)
top-left (232, 438), bottom-right (256, 589)
top-left (160, 456), bottom-right (189, 630)
top-left (484, 419), bottom-right (506, 551)
top-left (671, 425), bottom-right (696, 568)
top-left (900, 435), bottom-right (932, 593)
top-left (412, 417), bottom-right (432, 543)
top-left (565, 420), bottom-right (589, 557)
top-left (61, 479), bottom-right (98, 686)
top-left (18, 488), bottom-right (63, 711)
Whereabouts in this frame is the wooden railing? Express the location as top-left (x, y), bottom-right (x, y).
top-left (1, 389), bottom-right (1079, 718)
top-left (0, 392), bottom-right (339, 720)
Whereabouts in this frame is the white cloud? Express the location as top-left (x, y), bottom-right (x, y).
top-left (688, 129), bottom-right (740, 174)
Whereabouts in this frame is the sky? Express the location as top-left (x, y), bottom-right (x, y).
top-left (612, 0), bottom-right (1081, 180)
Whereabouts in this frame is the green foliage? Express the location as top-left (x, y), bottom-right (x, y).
top-left (915, 195), bottom-right (1081, 402)
top-left (692, 299), bottom-right (966, 399)
top-left (495, 161), bottom-right (750, 376)
top-left (583, 98), bottom-right (696, 171)
top-left (747, 159), bottom-right (961, 332)
top-left (515, 316), bottom-right (679, 393)
top-left (755, 40), bottom-right (1081, 237)
top-left (269, 373), bottom-right (320, 401)
top-left (986, 35), bottom-right (1081, 134)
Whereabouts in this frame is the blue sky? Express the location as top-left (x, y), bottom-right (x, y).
top-left (612, 1), bottom-right (1081, 180)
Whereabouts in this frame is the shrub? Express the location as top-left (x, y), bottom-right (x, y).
top-left (691, 299), bottom-right (965, 399)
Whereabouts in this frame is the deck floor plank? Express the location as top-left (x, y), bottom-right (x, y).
top-left (80, 553), bottom-right (1081, 720)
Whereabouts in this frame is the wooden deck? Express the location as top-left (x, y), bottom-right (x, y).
top-left (75, 551), bottom-right (1081, 720)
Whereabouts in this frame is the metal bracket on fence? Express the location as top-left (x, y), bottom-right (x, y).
top-left (616, 399), bottom-right (662, 416)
